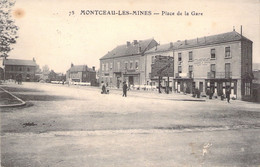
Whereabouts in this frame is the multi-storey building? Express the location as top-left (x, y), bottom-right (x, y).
top-left (99, 39), bottom-right (158, 88)
top-left (2, 58), bottom-right (37, 82)
top-left (66, 64), bottom-right (96, 84)
top-left (173, 30), bottom-right (253, 100)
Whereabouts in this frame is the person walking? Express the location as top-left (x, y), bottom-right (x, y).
top-left (226, 88), bottom-right (231, 103)
top-left (122, 81), bottom-right (127, 97)
top-left (101, 81), bottom-right (106, 94)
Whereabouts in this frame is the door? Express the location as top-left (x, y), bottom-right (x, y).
top-left (199, 82), bottom-right (203, 93)
top-left (129, 76), bottom-right (134, 85)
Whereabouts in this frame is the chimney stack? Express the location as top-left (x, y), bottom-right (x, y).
top-left (233, 26), bottom-right (235, 31)
top-left (126, 41), bottom-right (131, 47)
top-left (185, 40), bottom-right (187, 45)
top-left (33, 57), bottom-right (36, 62)
top-left (196, 37), bottom-right (198, 43)
top-left (71, 63), bottom-right (74, 67)
top-left (92, 66), bottom-right (95, 71)
top-left (133, 40), bottom-right (138, 45)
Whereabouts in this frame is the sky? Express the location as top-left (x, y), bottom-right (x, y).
top-left (6, 0), bottom-right (260, 73)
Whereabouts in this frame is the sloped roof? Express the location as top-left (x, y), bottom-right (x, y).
top-left (3, 59), bottom-right (37, 66)
top-left (68, 65), bottom-right (95, 72)
top-left (100, 38), bottom-right (156, 60)
top-left (172, 31), bottom-right (252, 50)
top-left (145, 43), bottom-right (174, 54)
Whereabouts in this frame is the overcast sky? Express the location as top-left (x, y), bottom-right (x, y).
top-left (8, 0), bottom-right (260, 73)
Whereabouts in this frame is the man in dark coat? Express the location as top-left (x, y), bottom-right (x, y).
top-left (122, 82), bottom-right (127, 97)
top-left (226, 88), bottom-right (231, 103)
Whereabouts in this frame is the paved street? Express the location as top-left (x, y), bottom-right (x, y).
top-left (1, 82), bottom-right (260, 167)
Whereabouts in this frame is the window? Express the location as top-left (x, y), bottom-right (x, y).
top-left (117, 62), bottom-right (120, 70)
top-left (130, 61), bottom-right (133, 69)
top-left (211, 49), bottom-right (216, 59)
top-left (125, 62), bottom-right (128, 69)
top-left (178, 66), bottom-right (182, 73)
top-left (102, 64), bottom-right (104, 71)
top-left (225, 63), bottom-right (231, 78)
top-left (106, 63), bottom-right (108, 71)
top-left (210, 64), bottom-right (216, 72)
top-left (225, 47), bottom-right (231, 58)
top-left (110, 63), bottom-right (113, 69)
top-left (178, 53), bottom-right (182, 61)
top-left (135, 61), bottom-right (139, 70)
top-left (189, 65), bottom-right (193, 78)
top-left (189, 65), bottom-right (193, 72)
top-left (210, 64), bottom-right (216, 78)
top-left (189, 51), bottom-right (193, 61)
top-left (151, 56), bottom-right (155, 64)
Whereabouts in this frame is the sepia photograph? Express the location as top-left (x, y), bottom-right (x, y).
top-left (1, 0), bottom-right (260, 166)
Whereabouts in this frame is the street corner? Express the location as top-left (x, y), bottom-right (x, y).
top-left (0, 87), bottom-right (26, 108)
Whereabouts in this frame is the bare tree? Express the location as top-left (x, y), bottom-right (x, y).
top-left (0, 0), bottom-right (19, 58)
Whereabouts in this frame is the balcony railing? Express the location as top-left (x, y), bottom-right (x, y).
top-left (207, 72), bottom-right (232, 79)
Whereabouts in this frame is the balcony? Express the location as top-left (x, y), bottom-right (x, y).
top-left (207, 72), bottom-right (232, 79)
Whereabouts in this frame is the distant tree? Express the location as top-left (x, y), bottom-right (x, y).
top-left (48, 70), bottom-right (57, 81)
top-left (0, 0), bottom-right (19, 58)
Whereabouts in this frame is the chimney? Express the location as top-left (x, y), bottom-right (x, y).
top-left (133, 40), bottom-right (138, 45)
top-left (240, 25), bottom-right (243, 36)
top-left (196, 37), bottom-right (198, 43)
top-left (138, 46), bottom-right (141, 53)
top-left (71, 63), bottom-right (74, 67)
top-left (92, 66), bottom-right (95, 71)
top-left (233, 26), bottom-right (235, 31)
top-left (204, 36), bottom-right (206, 43)
top-left (33, 57), bottom-right (36, 62)
top-left (126, 41), bottom-right (131, 47)
top-left (185, 40), bottom-right (187, 45)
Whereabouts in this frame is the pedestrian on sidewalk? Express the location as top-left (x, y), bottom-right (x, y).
top-left (226, 87), bottom-right (231, 103)
top-left (122, 81), bottom-right (127, 97)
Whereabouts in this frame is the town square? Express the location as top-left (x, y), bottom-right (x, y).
top-left (1, 0), bottom-right (260, 166)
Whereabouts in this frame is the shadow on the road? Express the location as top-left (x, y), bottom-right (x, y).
top-left (13, 94), bottom-right (77, 101)
top-left (1, 86), bottom-right (43, 93)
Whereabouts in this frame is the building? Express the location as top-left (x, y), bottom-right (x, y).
top-left (2, 58), bottom-right (37, 82)
top-left (252, 70), bottom-right (260, 102)
top-left (144, 43), bottom-right (174, 88)
top-left (172, 30), bottom-right (253, 100)
top-left (66, 64), bottom-right (96, 85)
top-left (99, 39), bottom-right (158, 88)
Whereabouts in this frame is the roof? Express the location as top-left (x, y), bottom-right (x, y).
top-left (145, 43), bottom-right (174, 54)
top-left (3, 59), bottom-right (37, 66)
top-left (172, 31), bottom-right (252, 50)
top-left (100, 38), bottom-right (156, 60)
top-left (68, 65), bottom-right (95, 72)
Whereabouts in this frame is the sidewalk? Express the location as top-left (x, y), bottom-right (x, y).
top-left (0, 86), bottom-right (26, 107)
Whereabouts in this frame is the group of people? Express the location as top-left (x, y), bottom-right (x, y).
top-left (101, 81), bottom-right (128, 97)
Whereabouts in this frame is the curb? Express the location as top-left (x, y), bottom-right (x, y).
top-left (0, 87), bottom-right (26, 108)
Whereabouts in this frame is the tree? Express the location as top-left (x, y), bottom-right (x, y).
top-left (0, 0), bottom-right (19, 58)
top-left (48, 70), bottom-right (57, 81)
